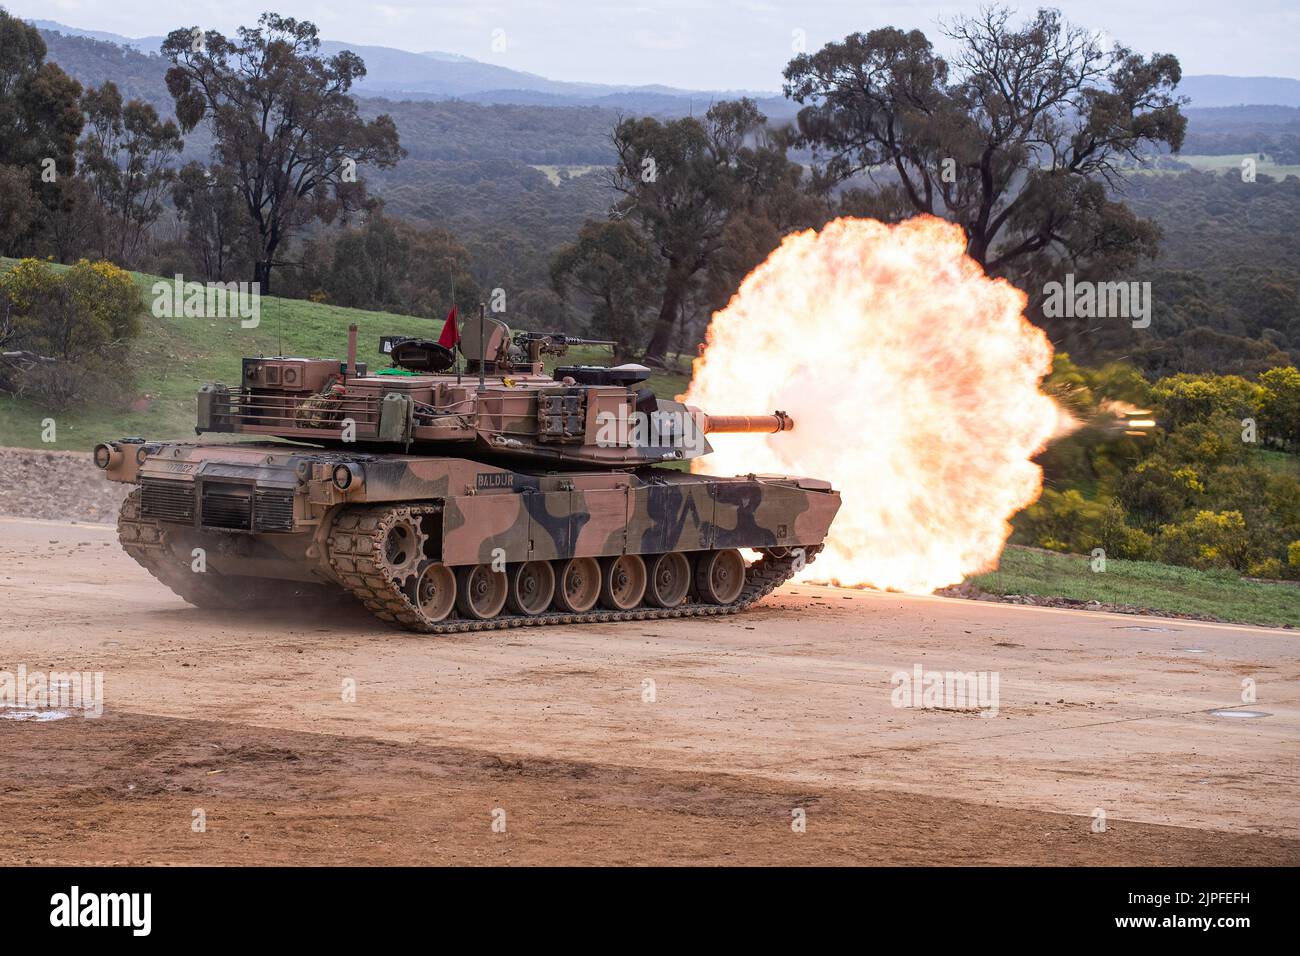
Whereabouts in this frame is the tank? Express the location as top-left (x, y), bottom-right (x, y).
top-left (94, 315), bottom-right (841, 633)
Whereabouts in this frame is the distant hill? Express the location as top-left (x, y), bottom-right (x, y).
top-left (29, 17), bottom-right (1300, 114)
top-left (28, 18), bottom-right (791, 117)
top-left (1177, 75), bottom-right (1300, 108)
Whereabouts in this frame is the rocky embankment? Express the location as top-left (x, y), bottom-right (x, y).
top-left (0, 447), bottom-right (129, 524)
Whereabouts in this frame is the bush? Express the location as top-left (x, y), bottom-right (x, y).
top-left (12, 358), bottom-right (133, 411)
top-left (1149, 373), bottom-right (1264, 429)
top-left (1260, 366), bottom-right (1300, 447)
top-left (1248, 557), bottom-right (1283, 579)
top-left (1158, 510), bottom-right (1251, 571)
top-left (1, 258), bottom-right (141, 361)
top-left (1013, 491), bottom-right (1154, 559)
top-left (1098, 498), bottom-right (1156, 560)
top-left (0, 258), bottom-right (142, 409)
top-left (1014, 489), bottom-right (1104, 554)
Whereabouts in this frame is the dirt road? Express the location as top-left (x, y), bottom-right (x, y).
top-left (1, 515), bottom-right (1297, 865)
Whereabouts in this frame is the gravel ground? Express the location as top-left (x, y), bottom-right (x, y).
top-left (0, 446), bottom-right (128, 524)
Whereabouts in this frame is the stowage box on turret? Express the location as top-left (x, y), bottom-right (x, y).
top-left (95, 316), bottom-right (841, 633)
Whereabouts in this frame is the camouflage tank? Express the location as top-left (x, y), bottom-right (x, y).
top-left (94, 315), bottom-right (841, 633)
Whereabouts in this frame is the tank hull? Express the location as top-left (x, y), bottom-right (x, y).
top-left (105, 441), bottom-right (841, 632)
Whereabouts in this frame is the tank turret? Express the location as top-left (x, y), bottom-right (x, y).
top-left (181, 316), bottom-right (792, 468)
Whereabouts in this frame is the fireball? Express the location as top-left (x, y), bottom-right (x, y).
top-left (685, 215), bottom-right (1066, 593)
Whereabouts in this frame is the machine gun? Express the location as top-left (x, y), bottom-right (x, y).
top-left (513, 331), bottom-right (615, 363)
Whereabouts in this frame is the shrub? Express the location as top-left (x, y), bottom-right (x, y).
top-left (0, 258), bottom-right (142, 409)
top-left (1248, 557), bottom-right (1283, 579)
top-left (1, 258), bottom-right (141, 362)
top-left (1259, 367), bottom-right (1300, 447)
top-left (1150, 373), bottom-right (1264, 428)
top-left (1158, 510), bottom-right (1251, 570)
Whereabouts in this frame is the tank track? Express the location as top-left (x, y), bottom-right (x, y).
top-left (327, 503), bottom-right (815, 634)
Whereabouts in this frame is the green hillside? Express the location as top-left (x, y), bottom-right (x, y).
top-left (0, 259), bottom-right (691, 451)
top-left (969, 545), bottom-right (1300, 628)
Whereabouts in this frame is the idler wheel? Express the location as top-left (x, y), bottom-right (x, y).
top-left (553, 557), bottom-right (601, 613)
top-left (645, 552), bottom-right (691, 608)
top-left (456, 563), bottom-right (508, 619)
top-left (506, 561), bottom-right (556, 616)
top-left (694, 549), bottom-right (746, 605)
top-left (599, 554), bottom-right (647, 611)
top-left (410, 562), bottom-right (456, 622)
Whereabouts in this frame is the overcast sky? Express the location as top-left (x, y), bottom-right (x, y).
top-left (7, 0), bottom-right (1296, 91)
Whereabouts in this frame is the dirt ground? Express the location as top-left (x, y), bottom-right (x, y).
top-left (4, 710), bottom-right (1295, 866)
top-left (0, 447), bottom-right (1297, 865)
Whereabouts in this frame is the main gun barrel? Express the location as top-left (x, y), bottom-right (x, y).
top-left (701, 411), bottom-right (794, 434)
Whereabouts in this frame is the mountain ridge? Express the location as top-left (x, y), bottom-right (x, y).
top-left (31, 18), bottom-right (1299, 111)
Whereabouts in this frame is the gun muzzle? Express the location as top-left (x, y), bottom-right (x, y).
top-left (702, 411), bottom-right (794, 434)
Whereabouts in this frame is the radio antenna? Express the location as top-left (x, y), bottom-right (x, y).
top-left (451, 264), bottom-right (460, 384)
top-left (477, 302), bottom-right (487, 393)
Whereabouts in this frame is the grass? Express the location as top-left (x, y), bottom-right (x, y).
top-left (968, 545), bottom-right (1300, 628)
top-left (1258, 448), bottom-right (1300, 478)
top-left (0, 258), bottom-right (692, 451)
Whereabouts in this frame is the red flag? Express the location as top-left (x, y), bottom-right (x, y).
top-left (437, 305), bottom-right (459, 349)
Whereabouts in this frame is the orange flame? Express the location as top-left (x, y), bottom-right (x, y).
top-left (685, 216), bottom-right (1068, 593)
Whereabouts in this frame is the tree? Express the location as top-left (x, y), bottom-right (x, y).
top-left (43, 176), bottom-right (106, 264)
top-left (79, 82), bottom-right (184, 264)
top-left (285, 213), bottom-right (479, 320)
top-left (610, 98), bottom-right (806, 365)
top-left (551, 220), bottom-right (662, 361)
top-left (325, 212), bottom-right (409, 311)
top-left (782, 7), bottom-right (1185, 280)
top-left (0, 10), bottom-right (83, 220)
top-left (0, 164), bottom-right (38, 255)
top-left (161, 14), bottom-right (403, 292)
top-left (1259, 366), bottom-right (1300, 448)
top-left (172, 162), bottom-right (251, 282)
top-left (1149, 373), bottom-right (1264, 430)
top-left (392, 221), bottom-right (480, 320)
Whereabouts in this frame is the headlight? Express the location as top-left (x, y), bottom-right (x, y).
top-left (93, 443), bottom-right (114, 469)
top-left (332, 463), bottom-right (360, 490)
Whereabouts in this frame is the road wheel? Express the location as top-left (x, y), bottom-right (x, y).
top-left (506, 561), bottom-right (555, 616)
top-left (410, 562), bottom-right (456, 622)
top-left (553, 557), bottom-right (600, 613)
top-left (645, 552), bottom-right (691, 608)
top-left (694, 548), bottom-right (746, 605)
top-left (599, 554), bottom-right (647, 610)
top-left (455, 563), bottom-right (507, 619)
